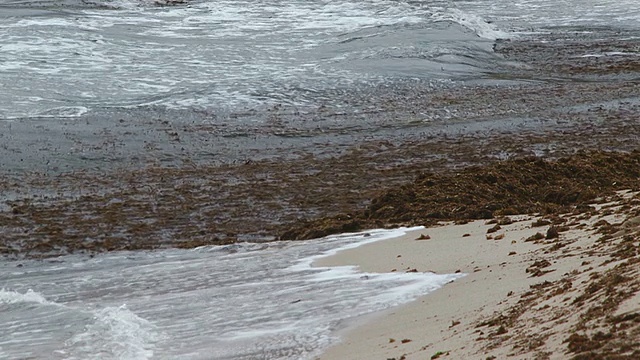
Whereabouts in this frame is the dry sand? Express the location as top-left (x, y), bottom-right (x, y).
top-left (315, 191), bottom-right (640, 360)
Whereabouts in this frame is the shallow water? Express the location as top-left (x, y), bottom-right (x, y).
top-left (0, 228), bottom-right (464, 359)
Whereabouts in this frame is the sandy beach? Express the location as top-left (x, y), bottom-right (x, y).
top-left (315, 191), bottom-right (640, 360)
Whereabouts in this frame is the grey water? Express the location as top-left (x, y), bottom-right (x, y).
top-left (0, 0), bottom-right (639, 167)
top-left (1, 0), bottom-right (638, 121)
top-left (0, 0), bottom-right (503, 120)
top-left (0, 228), bottom-right (464, 359)
top-left (1, 0), bottom-right (639, 172)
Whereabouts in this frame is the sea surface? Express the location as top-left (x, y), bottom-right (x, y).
top-left (2, 0), bottom-right (637, 121)
top-left (1, 0), bottom-right (640, 171)
top-left (1, 0), bottom-right (640, 359)
top-left (0, 228), bottom-right (464, 359)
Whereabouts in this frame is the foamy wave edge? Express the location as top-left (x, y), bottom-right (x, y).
top-left (434, 8), bottom-right (514, 40)
top-left (0, 288), bottom-right (56, 305)
top-left (0, 289), bottom-right (159, 360)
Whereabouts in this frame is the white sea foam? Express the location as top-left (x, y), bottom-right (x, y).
top-left (64, 305), bottom-right (159, 360)
top-left (0, 288), bottom-right (56, 306)
top-left (34, 106), bottom-right (90, 118)
top-left (433, 8), bottom-right (513, 40)
top-left (579, 52), bottom-right (640, 58)
top-left (0, 288), bottom-right (157, 360)
top-left (305, 227), bottom-right (466, 308)
top-left (288, 227), bottom-right (415, 273)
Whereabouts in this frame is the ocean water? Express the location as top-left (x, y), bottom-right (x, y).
top-left (2, 0), bottom-right (637, 121)
top-left (0, 0), bottom-right (498, 120)
top-left (0, 227), bottom-right (464, 359)
top-left (1, 0), bottom-right (639, 172)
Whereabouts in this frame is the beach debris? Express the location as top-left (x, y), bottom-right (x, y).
top-left (532, 219), bottom-right (552, 227)
top-left (494, 233), bottom-right (505, 240)
top-left (281, 151), bottom-right (640, 243)
top-left (406, 268), bottom-right (418, 273)
top-left (386, 356), bottom-right (406, 360)
top-left (154, 0), bottom-right (188, 6)
top-left (487, 224), bottom-right (501, 233)
top-left (493, 326), bottom-right (508, 335)
top-left (416, 233), bottom-right (431, 240)
top-left (526, 259), bottom-right (554, 277)
top-left (389, 338), bottom-right (396, 343)
top-left (430, 350), bottom-right (449, 359)
top-left (462, 233), bottom-right (471, 237)
top-left (527, 259), bottom-right (551, 270)
top-left (525, 232), bottom-right (545, 242)
top-left (449, 320), bottom-right (461, 328)
top-left (401, 338), bottom-right (412, 344)
top-left (546, 225), bottom-right (559, 239)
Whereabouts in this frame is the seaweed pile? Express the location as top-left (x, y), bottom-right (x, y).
top-left (281, 151), bottom-right (640, 240)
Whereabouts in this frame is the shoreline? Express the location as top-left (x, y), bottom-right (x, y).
top-left (314, 192), bottom-right (640, 359)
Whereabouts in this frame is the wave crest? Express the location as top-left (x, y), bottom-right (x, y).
top-left (434, 8), bottom-right (512, 40)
